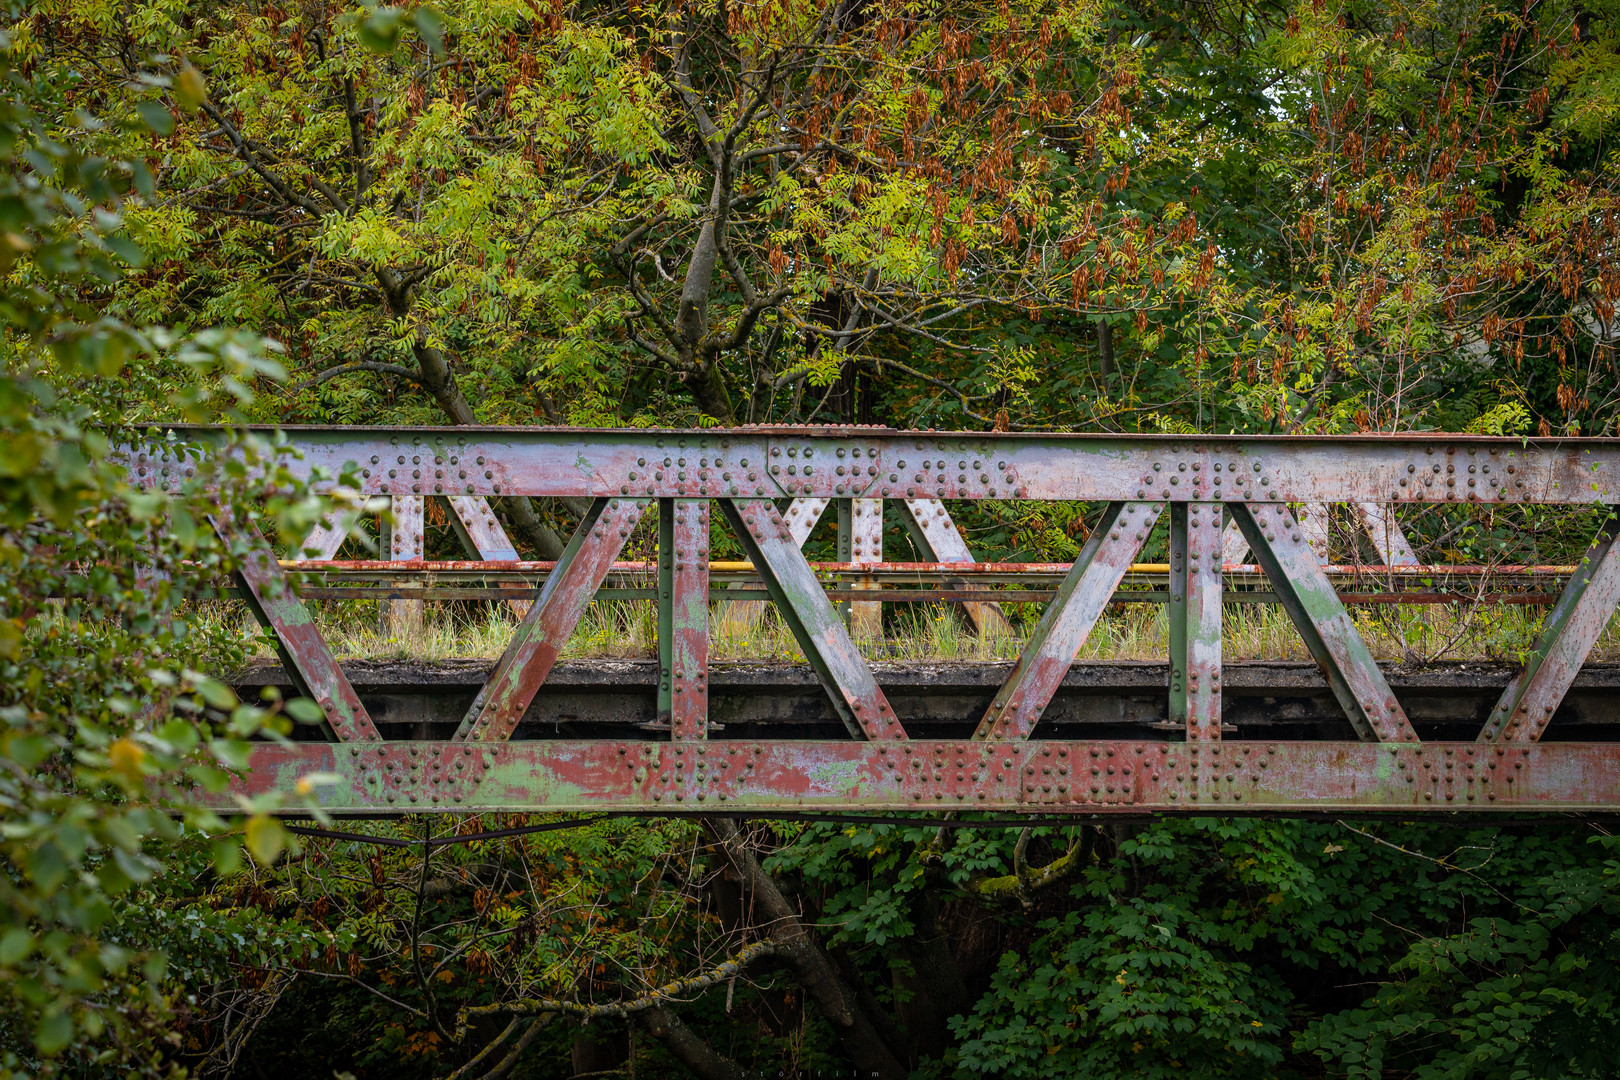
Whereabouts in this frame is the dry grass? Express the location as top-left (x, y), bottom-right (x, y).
top-left (212, 596), bottom-right (1620, 666)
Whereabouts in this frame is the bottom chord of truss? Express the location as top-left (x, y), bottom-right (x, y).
top-left (206, 739), bottom-right (1620, 815)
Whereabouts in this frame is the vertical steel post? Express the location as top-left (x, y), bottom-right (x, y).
top-left (380, 495), bottom-right (425, 639)
top-left (658, 499), bottom-right (710, 740)
top-left (1231, 503), bottom-right (1418, 742)
top-left (975, 502), bottom-right (1163, 740)
top-left (1169, 502), bottom-right (1224, 741)
top-left (1481, 517), bottom-right (1620, 742)
top-left (837, 498), bottom-right (884, 640)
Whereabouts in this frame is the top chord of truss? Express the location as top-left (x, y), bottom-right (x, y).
top-left (119, 426), bottom-right (1620, 505)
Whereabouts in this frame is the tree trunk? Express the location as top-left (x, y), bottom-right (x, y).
top-left (705, 819), bottom-right (908, 1080)
top-left (688, 360), bottom-right (735, 424)
top-left (395, 337), bottom-right (566, 558)
top-left (891, 894), bottom-right (970, 1063)
top-left (638, 1006), bottom-right (756, 1080)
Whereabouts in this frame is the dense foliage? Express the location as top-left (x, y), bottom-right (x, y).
top-left (6, 0), bottom-right (1620, 1076)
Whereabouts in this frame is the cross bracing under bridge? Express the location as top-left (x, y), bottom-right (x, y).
top-left (116, 426), bottom-right (1620, 816)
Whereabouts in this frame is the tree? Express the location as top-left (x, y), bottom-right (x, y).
top-left (0, 19), bottom-right (332, 1074)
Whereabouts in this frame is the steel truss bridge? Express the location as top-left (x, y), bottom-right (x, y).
top-left (119, 426), bottom-right (1620, 817)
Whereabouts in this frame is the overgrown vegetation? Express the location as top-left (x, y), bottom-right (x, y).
top-left (7, 0), bottom-right (1620, 1076)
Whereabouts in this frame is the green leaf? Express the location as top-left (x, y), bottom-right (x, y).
top-left (35, 1010), bottom-right (72, 1056)
top-left (0, 928), bottom-right (33, 965)
top-left (102, 232), bottom-right (146, 268)
top-left (0, 618), bottom-right (21, 660)
top-left (357, 7), bottom-right (405, 54)
top-left (283, 697), bottom-right (325, 724)
top-left (244, 814), bottom-right (286, 865)
top-left (136, 100), bottom-right (174, 135)
top-left (192, 675), bottom-right (237, 710)
top-left (212, 837), bottom-right (242, 876)
top-left (412, 7), bottom-right (446, 55)
top-left (175, 63), bottom-right (208, 110)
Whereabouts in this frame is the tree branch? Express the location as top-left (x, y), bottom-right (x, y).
top-left (964, 827), bottom-right (1094, 905)
top-left (638, 1005), bottom-right (760, 1080)
top-left (288, 360), bottom-right (423, 392)
top-left (452, 940), bottom-right (784, 1038)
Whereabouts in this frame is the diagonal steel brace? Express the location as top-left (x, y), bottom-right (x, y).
top-left (455, 498), bottom-right (649, 742)
top-left (1231, 503), bottom-right (1418, 743)
top-left (1481, 516), bottom-right (1620, 743)
top-left (211, 515), bottom-right (379, 742)
top-left (975, 502), bottom-right (1162, 740)
top-left (720, 499), bottom-right (906, 741)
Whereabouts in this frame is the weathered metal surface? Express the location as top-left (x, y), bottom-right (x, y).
top-left (122, 427), bottom-right (1620, 505)
top-left (212, 516), bottom-right (379, 742)
top-left (455, 498), bottom-right (650, 742)
top-left (719, 499), bottom-right (906, 741)
top-left (1482, 519), bottom-right (1620, 743)
top-left (115, 428), bottom-right (1620, 815)
top-left (658, 500), bottom-right (710, 740)
top-left (298, 511), bottom-right (351, 560)
top-left (783, 497), bottom-right (830, 545)
top-left (443, 495), bottom-right (529, 615)
top-left (277, 557), bottom-right (1580, 578)
top-left (1169, 503), bottom-right (1223, 742)
top-left (1232, 504), bottom-right (1419, 743)
top-left (205, 739), bottom-right (1620, 814)
top-left (230, 658), bottom-right (1620, 742)
top-left (714, 496), bottom-right (827, 632)
top-left (897, 498), bottom-right (1014, 636)
top-left (838, 498), bottom-right (884, 639)
top-left (975, 503), bottom-right (1163, 740)
top-left (379, 495), bottom-right (425, 636)
top-left (1353, 502), bottom-right (1420, 565)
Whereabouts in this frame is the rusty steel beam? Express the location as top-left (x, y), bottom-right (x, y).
top-left (720, 500), bottom-right (906, 741)
top-left (1481, 517), bottom-right (1620, 743)
top-left (120, 427), bottom-right (1620, 505)
top-left (658, 500), bottom-right (710, 740)
top-left (838, 497), bottom-right (884, 639)
top-left (975, 503), bottom-right (1162, 740)
top-left (443, 495), bottom-right (530, 616)
top-left (379, 495), bottom-right (425, 637)
top-left (204, 739), bottom-right (1620, 814)
top-left (107, 428), bottom-right (1620, 817)
top-left (896, 498), bottom-right (1014, 636)
top-left (456, 498), bottom-right (650, 742)
top-left (1169, 503), bottom-right (1223, 742)
top-left (277, 558), bottom-right (1581, 579)
top-left (212, 515), bottom-right (379, 742)
top-left (1232, 504), bottom-right (1419, 744)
